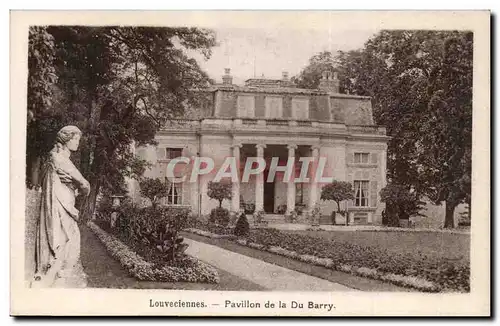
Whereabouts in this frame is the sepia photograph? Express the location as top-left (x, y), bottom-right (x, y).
top-left (10, 10), bottom-right (490, 316)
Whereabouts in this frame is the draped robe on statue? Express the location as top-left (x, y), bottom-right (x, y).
top-left (32, 149), bottom-right (88, 288)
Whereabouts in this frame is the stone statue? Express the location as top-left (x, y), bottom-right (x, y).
top-left (31, 126), bottom-right (90, 288)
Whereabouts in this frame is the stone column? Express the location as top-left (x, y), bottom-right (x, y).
top-left (286, 144), bottom-right (297, 215)
top-left (255, 143), bottom-right (266, 212)
top-left (308, 145), bottom-right (320, 212)
top-left (231, 143), bottom-right (242, 213)
top-left (189, 145), bottom-right (200, 216)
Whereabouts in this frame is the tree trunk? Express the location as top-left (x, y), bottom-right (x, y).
top-left (444, 200), bottom-right (456, 229)
top-left (30, 155), bottom-right (42, 189)
top-left (79, 145), bottom-right (91, 178)
top-left (219, 200), bottom-right (222, 208)
top-left (78, 96), bottom-right (102, 223)
top-left (80, 175), bottom-right (100, 224)
top-left (170, 231), bottom-right (176, 263)
top-left (333, 200), bottom-right (342, 225)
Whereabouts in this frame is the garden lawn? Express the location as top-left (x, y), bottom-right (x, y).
top-left (190, 224), bottom-right (470, 292)
top-left (280, 229), bottom-right (470, 264)
top-left (80, 225), bottom-right (265, 291)
top-left (182, 232), bottom-right (415, 292)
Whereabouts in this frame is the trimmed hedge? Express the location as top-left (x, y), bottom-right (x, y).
top-left (89, 221), bottom-right (219, 283)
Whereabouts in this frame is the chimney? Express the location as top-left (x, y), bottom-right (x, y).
top-left (318, 70), bottom-right (340, 93)
top-left (222, 68), bottom-right (233, 85)
top-left (282, 71), bottom-right (289, 80)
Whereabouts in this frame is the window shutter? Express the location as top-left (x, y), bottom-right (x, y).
top-left (371, 152), bottom-right (378, 164)
top-left (347, 173), bottom-right (354, 208)
top-left (348, 153), bottom-right (354, 164)
top-left (370, 180), bottom-right (378, 207)
top-left (158, 162), bottom-right (166, 178)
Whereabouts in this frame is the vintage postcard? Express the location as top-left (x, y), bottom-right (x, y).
top-left (10, 10), bottom-right (490, 316)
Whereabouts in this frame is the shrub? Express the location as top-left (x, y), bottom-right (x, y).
top-left (185, 213), bottom-right (200, 229)
top-left (209, 207), bottom-right (230, 226)
top-left (244, 203), bottom-right (255, 215)
top-left (308, 204), bottom-right (321, 226)
top-left (294, 204), bottom-right (305, 216)
top-left (380, 183), bottom-right (425, 226)
top-left (277, 204), bottom-right (287, 214)
top-left (95, 195), bottom-right (115, 220)
top-left (115, 205), bottom-right (191, 265)
top-left (253, 210), bottom-right (266, 225)
top-left (89, 221), bottom-right (219, 283)
top-left (234, 212), bottom-right (250, 237)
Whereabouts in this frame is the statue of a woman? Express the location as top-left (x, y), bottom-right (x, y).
top-left (31, 126), bottom-right (90, 288)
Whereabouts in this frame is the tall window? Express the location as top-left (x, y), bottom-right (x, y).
top-left (165, 178), bottom-right (182, 205)
top-left (265, 96), bottom-right (283, 118)
top-left (295, 183), bottom-right (304, 205)
top-left (291, 97), bottom-right (309, 119)
top-left (354, 152), bottom-right (370, 164)
top-left (237, 95), bottom-right (255, 118)
top-left (354, 180), bottom-right (369, 207)
top-left (166, 148), bottom-right (183, 160)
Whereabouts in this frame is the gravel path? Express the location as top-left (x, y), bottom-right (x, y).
top-left (79, 225), bottom-right (265, 291)
top-left (184, 237), bottom-right (356, 291)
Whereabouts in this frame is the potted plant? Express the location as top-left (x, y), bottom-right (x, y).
top-left (320, 181), bottom-right (355, 225)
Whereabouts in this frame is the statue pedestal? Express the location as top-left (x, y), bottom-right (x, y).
top-left (25, 188), bottom-right (41, 287)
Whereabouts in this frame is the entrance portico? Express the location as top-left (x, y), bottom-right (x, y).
top-left (231, 142), bottom-right (321, 217)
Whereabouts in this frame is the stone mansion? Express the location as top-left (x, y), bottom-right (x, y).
top-left (130, 69), bottom-right (389, 225)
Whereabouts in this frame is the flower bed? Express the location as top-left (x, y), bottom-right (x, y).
top-left (184, 228), bottom-right (236, 240)
top-left (89, 221), bottom-right (219, 283)
top-left (190, 222), bottom-right (236, 237)
top-left (184, 227), bottom-right (469, 292)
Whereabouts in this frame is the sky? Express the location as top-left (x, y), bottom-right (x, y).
top-left (192, 27), bottom-right (380, 85)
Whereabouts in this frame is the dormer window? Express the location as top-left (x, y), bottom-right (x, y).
top-left (265, 96), bottom-right (283, 118)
